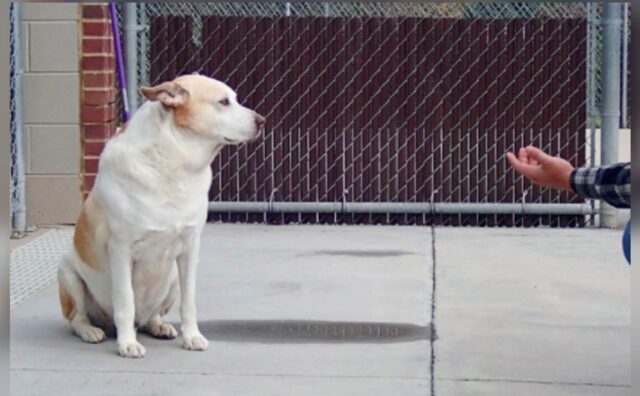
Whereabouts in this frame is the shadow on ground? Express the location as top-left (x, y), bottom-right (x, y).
top-left (198, 319), bottom-right (434, 344)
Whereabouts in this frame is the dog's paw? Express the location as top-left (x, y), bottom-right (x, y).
top-left (147, 323), bottom-right (178, 340)
top-left (118, 341), bottom-right (146, 358)
top-left (76, 326), bottom-right (106, 344)
top-left (183, 334), bottom-right (209, 351)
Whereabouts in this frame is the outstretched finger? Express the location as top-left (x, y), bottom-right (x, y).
top-left (525, 146), bottom-right (553, 165)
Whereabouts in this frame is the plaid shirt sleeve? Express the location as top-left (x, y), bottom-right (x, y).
top-left (570, 163), bottom-right (631, 208)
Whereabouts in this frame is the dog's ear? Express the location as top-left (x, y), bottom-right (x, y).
top-left (140, 81), bottom-right (189, 107)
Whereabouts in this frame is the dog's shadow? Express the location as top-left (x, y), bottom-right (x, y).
top-left (194, 319), bottom-right (434, 344)
top-left (68, 319), bottom-right (433, 345)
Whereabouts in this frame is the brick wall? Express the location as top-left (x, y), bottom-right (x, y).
top-left (80, 3), bottom-right (118, 199)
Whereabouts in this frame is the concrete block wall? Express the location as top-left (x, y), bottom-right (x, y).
top-left (22, 3), bottom-right (82, 224)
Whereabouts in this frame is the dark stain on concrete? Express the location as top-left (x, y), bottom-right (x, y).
top-left (198, 320), bottom-right (434, 344)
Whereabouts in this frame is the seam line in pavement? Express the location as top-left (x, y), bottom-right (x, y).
top-left (429, 224), bottom-right (437, 396)
top-left (11, 367), bottom-right (430, 381)
top-left (437, 377), bottom-right (630, 388)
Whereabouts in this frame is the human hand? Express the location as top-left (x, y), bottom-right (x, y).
top-left (506, 146), bottom-right (574, 191)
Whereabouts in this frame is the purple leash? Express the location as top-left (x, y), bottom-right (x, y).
top-left (108, 3), bottom-right (129, 122)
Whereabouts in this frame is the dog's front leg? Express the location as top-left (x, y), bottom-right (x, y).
top-left (109, 240), bottom-right (145, 358)
top-left (177, 237), bottom-right (209, 351)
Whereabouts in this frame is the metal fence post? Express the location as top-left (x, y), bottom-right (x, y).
top-left (124, 3), bottom-right (138, 115)
top-left (11, 3), bottom-right (27, 237)
top-left (621, 3), bottom-right (628, 128)
top-left (600, 3), bottom-right (623, 228)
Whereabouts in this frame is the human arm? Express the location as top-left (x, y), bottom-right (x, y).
top-left (506, 146), bottom-right (630, 208)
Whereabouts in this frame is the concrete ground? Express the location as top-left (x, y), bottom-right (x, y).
top-left (10, 224), bottom-right (630, 396)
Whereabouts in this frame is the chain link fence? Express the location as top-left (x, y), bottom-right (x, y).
top-left (132, 2), bottom-right (593, 103)
top-left (122, 3), bottom-right (626, 226)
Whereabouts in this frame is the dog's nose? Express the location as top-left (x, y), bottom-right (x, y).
top-left (254, 114), bottom-right (266, 130)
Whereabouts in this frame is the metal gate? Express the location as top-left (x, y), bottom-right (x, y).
top-left (121, 3), bottom-right (628, 226)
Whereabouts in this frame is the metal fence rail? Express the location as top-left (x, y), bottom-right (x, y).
top-left (122, 2), bottom-right (627, 226)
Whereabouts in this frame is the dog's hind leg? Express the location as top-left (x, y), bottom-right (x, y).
top-left (141, 279), bottom-right (178, 340)
top-left (142, 315), bottom-right (178, 339)
top-left (58, 255), bottom-right (106, 344)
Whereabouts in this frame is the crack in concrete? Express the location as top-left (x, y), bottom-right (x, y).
top-left (429, 225), bottom-right (438, 396)
top-left (437, 377), bottom-right (630, 389)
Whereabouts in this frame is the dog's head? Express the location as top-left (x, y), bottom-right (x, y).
top-left (140, 75), bottom-right (265, 145)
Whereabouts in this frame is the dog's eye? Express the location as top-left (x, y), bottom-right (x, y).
top-left (219, 98), bottom-right (230, 106)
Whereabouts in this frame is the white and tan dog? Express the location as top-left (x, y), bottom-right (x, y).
top-left (58, 74), bottom-right (265, 358)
